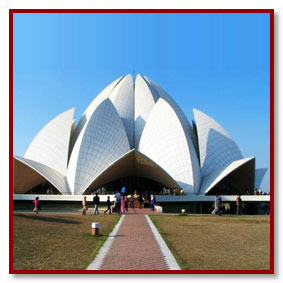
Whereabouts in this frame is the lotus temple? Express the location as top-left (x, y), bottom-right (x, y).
top-left (13, 74), bottom-right (270, 214)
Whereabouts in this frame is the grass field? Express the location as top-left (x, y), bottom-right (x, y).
top-left (150, 215), bottom-right (270, 270)
top-left (13, 212), bottom-right (120, 270)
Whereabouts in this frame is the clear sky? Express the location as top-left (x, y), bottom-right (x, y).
top-left (13, 12), bottom-right (270, 191)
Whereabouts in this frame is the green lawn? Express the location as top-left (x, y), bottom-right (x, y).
top-left (150, 215), bottom-right (270, 270)
top-left (13, 212), bottom-right (120, 270)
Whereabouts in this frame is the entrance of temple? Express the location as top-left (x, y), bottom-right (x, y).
top-left (88, 177), bottom-right (164, 195)
top-left (87, 177), bottom-right (165, 208)
top-left (25, 182), bottom-right (61, 195)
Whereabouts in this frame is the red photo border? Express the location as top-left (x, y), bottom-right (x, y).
top-left (9, 9), bottom-right (275, 275)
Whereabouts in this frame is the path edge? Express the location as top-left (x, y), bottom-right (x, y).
top-left (86, 214), bottom-right (125, 270)
top-left (145, 215), bottom-right (181, 270)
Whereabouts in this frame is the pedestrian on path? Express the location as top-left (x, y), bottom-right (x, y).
top-left (110, 200), bottom-right (116, 214)
top-left (121, 195), bottom-right (126, 214)
top-left (33, 196), bottom-right (40, 214)
top-left (104, 196), bottom-right (112, 214)
top-left (211, 194), bottom-right (222, 215)
top-left (115, 191), bottom-right (121, 214)
top-left (93, 192), bottom-right (100, 215)
top-left (124, 196), bottom-right (128, 212)
top-left (138, 194), bottom-right (144, 209)
top-left (130, 194), bottom-right (134, 209)
top-left (150, 195), bottom-right (156, 211)
top-left (236, 195), bottom-right (243, 215)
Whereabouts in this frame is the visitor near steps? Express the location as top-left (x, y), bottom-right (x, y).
top-left (236, 195), bottom-right (243, 215)
top-left (115, 191), bottom-right (121, 214)
top-left (151, 195), bottom-right (156, 211)
top-left (33, 196), bottom-right (40, 214)
top-left (104, 196), bottom-right (112, 214)
top-left (211, 194), bottom-right (222, 215)
top-left (93, 192), bottom-right (100, 215)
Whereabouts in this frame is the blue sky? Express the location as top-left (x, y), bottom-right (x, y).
top-left (13, 12), bottom-right (270, 191)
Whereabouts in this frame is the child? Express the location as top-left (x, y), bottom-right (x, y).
top-left (33, 197), bottom-right (40, 214)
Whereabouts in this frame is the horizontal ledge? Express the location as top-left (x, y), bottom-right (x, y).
top-left (13, 194), bottom-right (270, 202)
top-left (155, 195), bottom-right (270, 202)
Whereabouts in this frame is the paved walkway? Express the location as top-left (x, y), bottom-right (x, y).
top-left (100, 214), bottom-right (168, 270)
top-left (87, 209), bottom-right (180, 270)
top-left (115, 208), bottom-right (158, 215)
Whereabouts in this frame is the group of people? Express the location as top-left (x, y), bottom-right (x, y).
top-left (112, 190), bottom-right (129, 214)
top-left (137, 193), bottom-right (156, 210)
top-left (92, 187), bottom-right (156, 215)
top-left (212, 194), bottom-right (243, 215)
top-left (32, 192), bottom-right (244, 216)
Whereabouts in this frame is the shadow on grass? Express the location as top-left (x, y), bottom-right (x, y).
top-left (108, 234), bottom-right (125, 238)
top-left (83, 233), bottom-right (106, 239)
top-left (14, 214), bottom-right (81, 224)
top-left (83, 233), bottom-right (125, 239)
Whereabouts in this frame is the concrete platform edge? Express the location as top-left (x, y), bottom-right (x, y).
top-left (145, 215), bottom-right (181, 270)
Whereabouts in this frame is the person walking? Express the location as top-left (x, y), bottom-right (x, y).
top-left (93, 192), bottom-right (100, 215)
top-left (121, 195), bottom-right (126, 214)
top-left (150, 195), bottom-right (156, 211)
top-left (104, 196), bottom-right (112, 214)
top-left (138, 194), bottom-right (144, 209)
top-left (110, 200), bottom-right (116, 214)
top-left (115, 191), bottom-right (121, 214)
top-left (124, 195), bottom-right (128, 212)
top-left (33, 196), bottom-right (40, 214)
top-left (216, 194), bottom-right (222, 215)
top-left (212, 194), bottom-right (222, 215)
top-left (130, 194), bottom-right (134, 209)
top-left (236, 195), bottom-right (243, 215)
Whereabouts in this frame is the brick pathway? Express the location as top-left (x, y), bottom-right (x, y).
top-left (99, 214), bottom-right (169, 270)
top-left (118, 207), bottom-right (158, 215)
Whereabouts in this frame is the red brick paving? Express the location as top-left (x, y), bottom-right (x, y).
top-left (118, 208), bottom-right (158, 215)
top-left (99, 213), bottom-right (169, 270)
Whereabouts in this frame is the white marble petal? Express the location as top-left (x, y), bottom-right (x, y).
top-left (139, 98), bottom-right (201, 195)
top-left (67, 99), bottom-right (130, 195)
top-left (109, 75), bottom-right (134, 148)
top-left (144, 76), bottom-right (198, 152)
top-left (134, 74), bottom-right (159, 148)
top-left (255, 168), bottom-right (268, 189)
top-left (193, 108), bottom-right (243, 177)
top-left (69, 76), bottom-right (123, 153)
top-left (14, 156), bottom-right (69, 194)
top-left (199, 157), bottom-right (254, 195)
top-left (24, 108), bottom-right (75, 175)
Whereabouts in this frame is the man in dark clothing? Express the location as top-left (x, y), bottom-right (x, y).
top-left (216, 195), bottom-right (222, 215)
top-left (104, 196), bottom-right (111, 214)
top-left (138, 194), bottom-right (144, 209)
top-left (236, 195), bottom-right (243, 215)
top-left (93, 192), bottom-right (100, 215)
